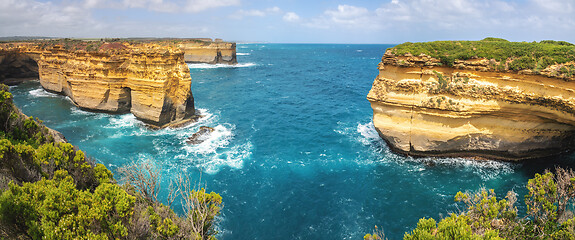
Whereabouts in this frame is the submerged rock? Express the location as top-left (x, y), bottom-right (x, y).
top-left (186, 126), bottom-right (215, 145)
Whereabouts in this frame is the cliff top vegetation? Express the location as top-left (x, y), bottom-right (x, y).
top-left (391, 38), bottom-right (575, 77)
top-left (0, 38), bottom-right (231, 53)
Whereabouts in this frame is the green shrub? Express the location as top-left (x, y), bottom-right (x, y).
top-left (509, 56), bottom-right (537, 71)
top-left (370, 167), bottom-right (575, 239)
top-left (0, 170), bottom-right (135, 239)
top-left (391, 39), bottom-right (575, 72)
top-left (148, 206), bottom-right (179, 237)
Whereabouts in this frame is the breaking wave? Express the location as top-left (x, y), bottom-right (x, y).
top-left (29, 88), bottom-right (58, 98)
top-left (188, 63), bottom-right (256, 69)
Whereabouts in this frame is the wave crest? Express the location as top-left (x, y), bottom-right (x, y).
top-left (188, 63), bottom-right (256, 69)
top-left (29, 88), bottom-right (58, 98)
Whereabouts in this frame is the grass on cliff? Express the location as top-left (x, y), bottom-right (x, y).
top-left (391, 38), bottom-right (575, 73)
top-left (0, 84), bottom-right (222, 240)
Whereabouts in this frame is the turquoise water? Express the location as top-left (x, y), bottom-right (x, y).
top-left (10, 44), bottom-right (575, 239)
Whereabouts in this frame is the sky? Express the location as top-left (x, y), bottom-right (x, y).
top-left (0, 0), bottom-right (574, 43)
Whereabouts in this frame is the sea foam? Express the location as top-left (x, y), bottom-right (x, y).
top-left (187, 63), bottom-right (256, 69)
top-left (29, 88), bottom-right (57, 98)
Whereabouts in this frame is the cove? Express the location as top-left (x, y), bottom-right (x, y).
top-left (10, 44), bottom-right (575, 239)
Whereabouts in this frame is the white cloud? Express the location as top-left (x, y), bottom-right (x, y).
top-left (283, 12), bottom-right (300, 22)
top-left (83, 0), bottom-right (239, 13)
top-left (237, 9), bottom-right (266, 17)
top-left (305, 4), bottom-right (374, 29)
top-left (1, 0), bottom-right (574, 43)
top-left (232, 6), bottom-right (282, 19)
top-left (294, 0), bottom-right (575, 42)
top-left (304, 1), bottom-right (572, 32)
top-left (325, 5), bottom-right (369, 24)
top-left (0, 0), bottom-right (98, 36)
top-left (267, 6), bottom-right (281, 13)
top-left (532, 0), bottom-right (573, 13)
top-left (183, 0), bottom-right (240, 13)
top-left (0, 0), bottom-right (223, 38)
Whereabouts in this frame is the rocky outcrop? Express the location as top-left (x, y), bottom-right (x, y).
top-left (0, 42), bottom-right (195, 128)
top-left (186, 126), bottom-right (215, 144)
top-left (176, 39), bottom-right (237, 64)
top-left (368, 50), bottom-right (575, 160)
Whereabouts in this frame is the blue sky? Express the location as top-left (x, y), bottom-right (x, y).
top-left (1, 0), bottom-right (574, 43)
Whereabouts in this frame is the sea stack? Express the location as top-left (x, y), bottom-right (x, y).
top-left (367, 38), bottom-right (575, 160)
top-left (0, 39), bottom-right (238, 128)
top-left (176, 38), bottom-right (237, 64)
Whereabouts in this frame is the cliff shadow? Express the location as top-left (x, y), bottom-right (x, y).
top-left (117, 87), bottom-right (132, 113)
top-left (0, 52), bottom-right (39, 85)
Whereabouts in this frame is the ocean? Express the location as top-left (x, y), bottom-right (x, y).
top-left (10, 43), bottom-right (575, 239)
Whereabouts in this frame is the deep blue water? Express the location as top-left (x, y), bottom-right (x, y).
top-left (10, 44), bottom-right (575, 239)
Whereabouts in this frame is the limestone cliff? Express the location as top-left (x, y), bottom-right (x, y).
top-left (0, 41), bottom-right (194, 128)
top-left (176, 39), bottom-right (237, 64)
top-left (368, 40), bottom-right (575, 160)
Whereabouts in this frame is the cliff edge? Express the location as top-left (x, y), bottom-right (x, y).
top-left (0, 38), bottom-right (238, 127)
top-left (176, 38), bottom-right (237, 64)
top-left (0, 40), bottom-right (199, 128)
top-left (367, 38), bottom-right (575, 160)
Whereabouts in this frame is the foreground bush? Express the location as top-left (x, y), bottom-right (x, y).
top-left (0, 84), bottom-right (222, 239)
top-left (367, 167), bottom-right (575, 240)
top-left (0, 170), bottom-right (134, 239)
top-left (119, 159), bottom-right (223, 240)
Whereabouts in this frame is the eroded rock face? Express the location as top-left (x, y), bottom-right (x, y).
top-left (367, 50), bottom-right (575, 160)
top-left (177, 40), bottom-right (237, 64)
top-left (1, 42), bottom-right (195, 128)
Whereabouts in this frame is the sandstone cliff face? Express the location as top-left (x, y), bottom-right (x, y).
top-left (177, 40), bottom-right (237, 64)
top-left (368, 50), bottom-right (575, 160)
top-left (1, 42), bottom-right (194, 128)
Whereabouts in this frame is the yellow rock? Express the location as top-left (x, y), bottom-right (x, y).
top-left (1, 42), bottom-right (195, 128)
top-left (176, 39), bottom-right (237, 64)
top-left (368, 51), bottom-right (575, 160)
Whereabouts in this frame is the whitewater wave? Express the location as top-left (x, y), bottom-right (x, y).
top-left (70, 107), bottom-right (107, 119)
top-left (402, 156), bottom-right (515, 180)
top-left (183, 124), bottom-right (234, 155)
top-left (81, 106), bottom-right (251, 174)
top-left (356, 122), bottom-right (381, 145)
top-left (29, 88), bottom-right (58, 97)
top-left (105, 114), bottom-right (142, 131)
top-left (188, 63), bottom-right (256, 69)
top-left (335, 121), bottom-right (383, 147)
top-left (337, 121), bottom-right (515, 179)
top-left (178, 122), bottom-right (251, 174)
top-left (236, 53), bottom-right (250, 56)
top-left (195, 141), bottom-right (251, 174)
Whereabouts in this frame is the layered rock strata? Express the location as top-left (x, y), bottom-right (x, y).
top-left (368, 51), bottom-right (575, 160)
top-left (1, 42), bottom-right (194, 128)
top-left (176, 39), bottom-right (237, 64)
